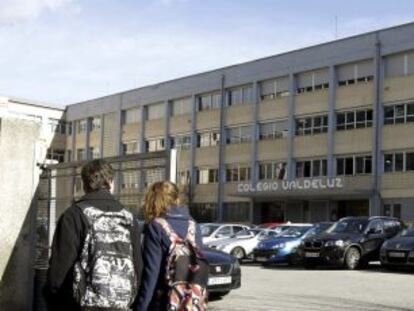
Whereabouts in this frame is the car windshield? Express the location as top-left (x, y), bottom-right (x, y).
top-left (201, 224), bottom-right (220, 237)
top-left (280, 227), bottom-right (311, 238)
top-left (235, 229), bottom-right (261, 237)
top-left (303, 223), bottom-right (333, 238)
top-left (400, 227), bottom-right (414, 237)
top-left (327, 219), bottom-right (368, 234)
top-left (258, 230), bottom-right (279, 239)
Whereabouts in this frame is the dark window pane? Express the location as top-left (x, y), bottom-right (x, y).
top-left (395, 105), bottom-right (405, 123)
top-left (384, 154), bottom-right (393, 172)
top-left (393, 204), bottom-right (401, 219)
top-left (407, 103), bottom-right (414, 122)
top-left (345, 157), bottom-right (354, 175)
top-left (395, 153), bottom-right (404, 171)
top-left (406, 153), bottom-right (414, 171)
top-left (384, 106), bottom-right (394, 124)
top-left (312, 160), bottom-right (321, 177)
top-left (304, 161), bottom-right (311, 177)
top-left (337, 159), bottom-right (344, 175)
top-left (356, 157), bottom-right (364, 174)
top-left (365, 156), bottom-right (372, 174)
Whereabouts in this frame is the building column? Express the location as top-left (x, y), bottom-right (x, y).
top-left (114, 99), bottom-right (123, 195)
top-left (250, 81), bottom-right (260, 224)
top-left (139, 106), bottom-right (146, 191)
top-left (327, 65), bottom-right (337, 178)
top-left (85, 117), bottom-right (90, 160)
top-left (217, 74), bottom-right (226, 222)
top-left (99, 113), bottom-right (104, 158)
top-left (371, 34), bottom-right (384, 216)
top-left (189, 95), bottom-right (197, 205)
top-left (164, 100), bottom-right (171, 151)
top-left (287, 73), bottom-right (296, 181)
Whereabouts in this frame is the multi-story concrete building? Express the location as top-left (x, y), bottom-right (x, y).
top-left (63, 22), bottom-right (414, 225)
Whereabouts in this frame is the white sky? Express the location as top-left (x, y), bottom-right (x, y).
top-left (0, 0), bottom-right (413, 107)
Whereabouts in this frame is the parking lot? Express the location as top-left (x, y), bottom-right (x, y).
top-left (209, 264), bottom-right (414, 311)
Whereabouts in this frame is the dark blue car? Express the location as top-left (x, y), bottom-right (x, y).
top-left (253, 222), bottom-right (333, 265)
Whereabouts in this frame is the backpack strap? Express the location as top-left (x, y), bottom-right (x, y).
top-left (185, 220), bottom-right (197, 245)
top-left (154, 218), bottom-right (182, 244)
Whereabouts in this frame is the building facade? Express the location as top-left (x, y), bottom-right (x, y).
top-left (63, 23), bottom-right (414, 225)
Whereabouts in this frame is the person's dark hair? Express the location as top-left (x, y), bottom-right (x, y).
top-left (81, 159), bottom-right (114, 193)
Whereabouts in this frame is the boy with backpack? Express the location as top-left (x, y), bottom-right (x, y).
top-left (136, 181), bottom-right (209, 311)
top-left (46, 159), bottom-right (142, 311)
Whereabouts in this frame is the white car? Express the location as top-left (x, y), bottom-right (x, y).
top-left (206, 229), bottom-right (280, 260)
top-left (201, 223), bottom-right (250, 244)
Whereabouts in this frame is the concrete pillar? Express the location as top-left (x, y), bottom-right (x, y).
top-left (85, 117), bottom-right (90, 160)
top-left (327, 65), bottom-right (337, 178)
top-left (250, 81), bottom-right (259, 187)
top-left (189, 95), bottom-right (197, 205)
top-left (164, 100), bottom-right (171, 151)
top-left (139, 106), bottom-right (146, 191)
top-left (287, 73), bottom-right (296, 181)
top-left (99, 114), bottom-right (104, 158)
top-left (217, 74), bottom-right (226, 222)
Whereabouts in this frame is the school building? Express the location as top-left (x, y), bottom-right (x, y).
top-left (60, 22), bottom-right (414, 224)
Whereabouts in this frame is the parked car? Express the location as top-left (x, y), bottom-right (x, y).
top-left (252, 223), bottom-right (333, 265)
top-left (300, 217), bottom-right (403, 270)
top-left (201, 223), bottom-right (250, 244)
top-left (255, 222), bottom-right (285, 229)
top-left (205, 228), bottom-right (265, 260)
top-left (204, 247), bottom-right (241, 298)
top-left (380, 226), bottom-right (414, 269)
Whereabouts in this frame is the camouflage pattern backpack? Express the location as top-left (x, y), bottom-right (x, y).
top-left (73, 203), bottom-right (137, 310)
top-left (155, 218), bottom-right (209, 311)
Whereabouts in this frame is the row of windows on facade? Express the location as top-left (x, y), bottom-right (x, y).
top-left (174, 152), bottom-right (414, 185)
top-left (67, 51), bottom-right (414, 130)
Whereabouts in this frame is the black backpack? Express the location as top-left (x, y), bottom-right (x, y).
top-left (73, 203), bottom-right (137, 309)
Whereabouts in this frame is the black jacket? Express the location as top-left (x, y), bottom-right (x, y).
top-left (135, 205), bottom-right (203, 311)
top-left (46, 189), bottom-right (143, 311)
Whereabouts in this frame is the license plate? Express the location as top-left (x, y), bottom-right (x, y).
top-left (255, 256), bottom-right (268, 262)
top-left (208, 276), bottom-right (232, 286)
top-left (388, 252), bottom-right (406, 258)
top-left (305, 252), bottom-right (320, 258)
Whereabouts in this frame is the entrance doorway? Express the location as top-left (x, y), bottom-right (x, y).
top-left (260, 202), bottom-right (284, 223)
top-left (337, 200), bottom-right (369, 219)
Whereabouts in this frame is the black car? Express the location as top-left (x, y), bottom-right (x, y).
top-left (299, 216), bottom-right (403, 270)
top-left (380, 226), bottom-right (414, 268)
top-left (204, 248), bottom-right (241, 298)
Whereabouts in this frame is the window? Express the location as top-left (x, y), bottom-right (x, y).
top-left (145, 138), bottom-right (165, 152)
top-left (77, 120), bottom-right (87, 134)
top-left (385, 51), bottom-right (414, 77)
top-left (171, 135), bottom-right (191, 150)
top-left (177, 170), bottom-right (190, 185)
top-left (121, 171), bottom-right (140, 190)
top-left (296, 115), bottom-right (328, 135)
top-left (227, 86), bottom-right (253, 106)
top-left (122, 108), bottom-right (141, 124)
top-left (76, 148), bottom-right (86, 161)
top-left (226, 165), bottom-right (251, 182)
top-left (296, 69), bottom-right (329, 94)
top-left (90, 117), bottom-right (101, 132)
top-left (171, 97), bottom-right (192, 116)
top-left (46, 149), bottom-right (65, 163)
top-left (66, 150), bottom-right (72, 162)
top-left (197, 92), bottom-right (221, 111)
top-left (147, 103), bottom-right (165, 120)
top-left (260, 77), bottom-right (290, 100)
top-left (259, 120), bottom-right (288, 140)
top-left (337, 109), bottom-right (373, 130)
top-left (337, 60), bottom-right (374, 86)
top-left (223, 202), bottom-right (250, 222)
top-left (197, 131), bottom-right (220, 147)
top-left (258, 162), bottom-right (287, 180)
top-left (296, 159), bottom-right (327, 178)
top-left (89, 147), bottom-right (100, 159)
top-left (196, 168), bottom-right (219, 184)
top-left (49, 119), bottom-right (67, 134)
top-left (406, 152), bottom-right (414, 171)
top-left (384, 152), bottom-right (404, 173)
top-left (122, 141), bottom-right (140, 155)
top-left (336, 155), bottom-right (371, 176)
top-left (226, 126), bottom-right (253, 144)
top-left (383, 102), bottom-right (414, 125)
top-left (67, 122), bottom-right (73, 135)
top-left (190, 203), bottom-right (217, 222)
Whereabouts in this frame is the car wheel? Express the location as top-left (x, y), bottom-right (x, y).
top-left (209, 291), bottom-right (230, 300)
top-left (230, 247), bottom-right (245, 261)
top-left (304, 262), bottom-right (316, 269)
top-left (345, 247), bottom-right (361, 270)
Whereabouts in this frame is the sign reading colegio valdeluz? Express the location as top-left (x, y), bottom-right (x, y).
top-left (237, 177), bottom-right (345, 193)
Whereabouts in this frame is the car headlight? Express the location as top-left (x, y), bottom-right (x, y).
top-left (272, 243), bottom-right (285, 249)
top-left (325, 240), bottom-right (345, 247)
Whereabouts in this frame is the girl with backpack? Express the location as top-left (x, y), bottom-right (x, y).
top-left (136, 181), bottom-right (209, 311)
